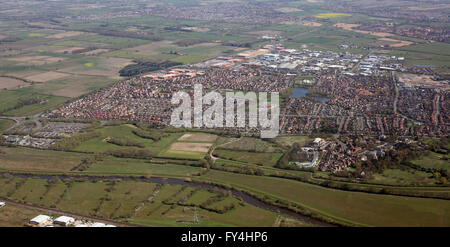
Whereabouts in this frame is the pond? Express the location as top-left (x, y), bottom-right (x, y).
top-left (290, 87), bottom-right (330, 102)
top-left (290, 87), bottom-right (308, 98)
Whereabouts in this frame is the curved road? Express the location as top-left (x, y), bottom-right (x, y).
top-left (0, 112), bottom-right (43, 132)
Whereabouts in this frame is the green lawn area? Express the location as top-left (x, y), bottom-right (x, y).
top-left (218, 137), bottom-right (282, 152)
top-left (370, 168), bottom-right (436, 186)
top-left (170, 55), bottom-right (208, 64)
top-left (129, 202), bottom-right (279, 227)
top-left (0, 203), bottom-right (44, 227)
top-left (0, 119), bottom-right (15, 132)
top-left (396, 42), bottom-right (450, 57)
top-left (0, 89), bottom-right (68, 117)
top-left (273, 135), bottom-right (312, 148)
top-left (0, 176), bottom-right (287, 226)
top-left (213, 149), bottom-right (282, 167)
top-left (97, 181), bottom-right (156, 219)
top-left (101, 50), bottom-right (152, 60)
top-left (130, 187), bottom-right (281, 227)
top-left (73, 124), bottom-right (155, 153)
top-left (0, 177), bottom-right (27, 197)
top-left (148, 132), bottom-right (184, 155)
top-left (158, 150), bottom-right (205, 160)
top-left (0, 147), bottom-right (91, 172)
top-left (9, 178), bottom-right (49, 203)
top-left (185, 190), bottom-right (217, 204)
top-left (389, 42), bottom-right (450, 67)
top-left (38, 181), bottom-right (67, 208)
top-left (57, 181), bottom-right (108, 216)
top-left (72, 34), bottom-right (148, 49)
top-left (200, 170), bottom-right (450, 226)
top-left (411, 152), bottom-right (450, 170)
top-left (87, 157), bottom-right (201, 177)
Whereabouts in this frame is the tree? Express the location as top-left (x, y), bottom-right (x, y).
top-left (433, 172), bottom-right (441, 179)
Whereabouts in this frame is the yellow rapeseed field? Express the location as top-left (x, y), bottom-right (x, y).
top-left (315, 13), bottom-right (351, 19)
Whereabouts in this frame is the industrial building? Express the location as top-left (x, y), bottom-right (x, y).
top-left (29, 215), bottom-right (52, 227)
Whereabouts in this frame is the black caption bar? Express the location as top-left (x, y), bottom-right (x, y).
top-left (2, 227), bottom-right (449, 246)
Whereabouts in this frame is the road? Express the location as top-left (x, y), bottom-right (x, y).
top-left (350, 52), bottom-right (370, 73)
top-left (392, 72), bottom-right (419, 123)
top-left (0, 112), bottom-right (43, 132)
top-left (433, 94), bottom-right (440, 125)
top-left (393, 72), bottom-right (399, 115)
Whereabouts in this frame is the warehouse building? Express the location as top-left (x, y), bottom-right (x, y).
top-left (54, 216), bottom-right (75, 226)
top-left (29, 215), bottom-right (52, 227)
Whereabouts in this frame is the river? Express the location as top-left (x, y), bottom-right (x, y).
top-left (3, 172), bottom-right (335, 226)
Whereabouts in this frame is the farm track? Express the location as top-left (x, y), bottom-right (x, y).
top-left (209, 137), bottom-right (241, 161)
top-left (134, 187), bottom-right (161, 215)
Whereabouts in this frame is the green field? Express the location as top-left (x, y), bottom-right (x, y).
top-left (218, 137), bottom-right (282, 152)
top-left (0, 89), bottom-right (68, 116)
top-left (411, 152), bottom-right (450, 170)
top-left (200, 170), bottom-right (450, 226)
top-left (0, 203), bottom-right (44, 227)
top-left (0, 147), bottom-right (92, 172)
top-left (388, 42), bottom-right (450, 67)
top-left (87, 157), bottom-right (201, 177)
top-left (0, 176), bottom-right (307, 227)
top-left (73, 125), bottom-right (155, 153)
top-left (158, 150), bottom-right (206, 160)
top-left (273, 135), bottom-right (312, 148)
top-left (72, 34), bottom-right (148, 49)
top-left (0, 119), bottom-right (15, 132)
top-left (213, 149), bottom-right (282, 167)
top-left (74, 129), bottom-right (206, 160)
top-left (370, 168), bottom-right (436, 186)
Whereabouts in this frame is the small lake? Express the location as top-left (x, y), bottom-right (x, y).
top-left (290, 87), bottom-right (308, 98)
top-left (290, 87), bottom-right (330, 102)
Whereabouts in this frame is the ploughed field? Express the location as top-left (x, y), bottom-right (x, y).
top-left (0, 0), bottom-right (449, 227)
top-left (0, 128), bottom-right (449, 226)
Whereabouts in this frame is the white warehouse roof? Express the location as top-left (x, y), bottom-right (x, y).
top-left (30, 215), bottom-right (51, 224)
top-left (91, 222), bottom-right (106, 227)
top-left (75, 224), bottom-right (89, 227)
top-left (55, 216), bottom-right (75, 224)
top-left (314, 138), bottom-right (323, 143)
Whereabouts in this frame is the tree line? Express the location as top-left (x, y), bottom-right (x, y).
top-left (119, 60), bottom-right (182, 77)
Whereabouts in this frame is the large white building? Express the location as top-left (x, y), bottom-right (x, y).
top-left (91, 222), bottom-right (106, 227)
top-left (29, 215), bottom-right (52, 227)
top-left (54, 216), bottom-right (75, 226)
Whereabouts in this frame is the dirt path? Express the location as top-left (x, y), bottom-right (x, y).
top-left (134, 187), bottom-right (161, 215)
top-left (209, 137), bottom-right (241, 161)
